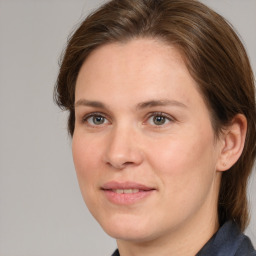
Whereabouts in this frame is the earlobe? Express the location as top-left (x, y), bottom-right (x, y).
top-left (216, 114), bottom-right (247, 172)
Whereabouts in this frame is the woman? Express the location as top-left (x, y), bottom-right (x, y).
top-left (54, 0), bottom-right (256, 255)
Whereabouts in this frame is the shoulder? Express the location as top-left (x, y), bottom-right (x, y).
top-left (111, 249), bottom-right (120, 256)
top-left (197, 221), bottom-right (256, 256)
top-left (234, 233), bottom-right (256, 256)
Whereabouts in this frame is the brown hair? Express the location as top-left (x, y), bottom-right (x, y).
top-left (54, 0), bottom-right (256, 231)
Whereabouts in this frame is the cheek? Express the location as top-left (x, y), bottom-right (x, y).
top-left (148, 126), bottom-right (217, 191)
top-left (146, 131), bottom-right (219, 221)
top-left (72, 135), bottom-right (102, 191)
top-left (72, 133), bottom-right (101, 170)
top-left (72, 134), bottom-right (105, 212)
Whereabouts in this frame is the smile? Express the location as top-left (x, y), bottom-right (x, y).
top-left (101, 181), bottom-right (156, 205)
top-left (112, 189), bottom-right (140, 194)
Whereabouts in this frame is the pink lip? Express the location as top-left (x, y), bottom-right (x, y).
top-left (101, 181), bottom-right (154, 190)
top-left (101, 181), bottom-right (156, 205)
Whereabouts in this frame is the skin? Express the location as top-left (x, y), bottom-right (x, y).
top-left (72, 38), bottom-right (245, 256)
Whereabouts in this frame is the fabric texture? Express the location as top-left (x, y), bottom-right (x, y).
top-left (111, 221), bottom-right (256, 256)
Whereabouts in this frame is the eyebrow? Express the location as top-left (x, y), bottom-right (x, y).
top-left (74, 99), bottom-right (108, 109)
top-left (74, 99), bottom-right (187, 110)
top-left (136, 99), bottom-right (187, 110)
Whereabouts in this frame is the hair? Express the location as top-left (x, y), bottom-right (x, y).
top-left (54, 0), bottom-right (256, 231)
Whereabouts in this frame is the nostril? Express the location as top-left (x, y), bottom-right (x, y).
top-left (123, 161), bottom-right (134, 166)
top-left (106, 161), bottom-right (135, 170)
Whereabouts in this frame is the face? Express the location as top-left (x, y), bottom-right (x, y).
top-left (73, 39), bottom-right (223, 243)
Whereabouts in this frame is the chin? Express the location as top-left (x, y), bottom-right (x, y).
top-left (105, 227), bottom-right (155, 242)
top-left (97, 213), bottom-right (161, 242)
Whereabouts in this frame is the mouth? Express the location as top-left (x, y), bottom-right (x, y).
top-left (101, 181), bottom-right (156, 205)
top-left (109, 189), bottom-right (141, 194)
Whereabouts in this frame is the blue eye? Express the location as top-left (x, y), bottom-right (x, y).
top-left (84, 114), bottom-right (109, 126)
top-left (147, 113), bottom-right (172, 126)
top-left (153, 116), bottom-right (166, 125)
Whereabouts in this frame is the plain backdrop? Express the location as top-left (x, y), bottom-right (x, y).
top-left (0, 0), bottom-right (255, 255)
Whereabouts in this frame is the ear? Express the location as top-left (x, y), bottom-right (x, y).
top-left (216, 114), bottom-right (247, 171)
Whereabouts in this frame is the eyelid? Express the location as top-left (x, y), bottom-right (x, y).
top-left (82, 112), bottom-right (111, 125)
top-left (144, 112), bottom-right (175, 125)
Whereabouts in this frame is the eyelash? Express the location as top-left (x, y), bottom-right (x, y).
top-left (81, 112), bottom-right (174, 127)
top-left (82, 112), bottom-right (110, 126)
top-left (145, 112), bottom-right (174, 126)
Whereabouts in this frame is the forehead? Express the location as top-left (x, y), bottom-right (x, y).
top-left (83, 38), bottom-right (185, 67)
top-left (76, 38), bottom-right (192, 94)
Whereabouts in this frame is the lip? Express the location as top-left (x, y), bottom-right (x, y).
top-left (101, 181), bottom-right (154, 191)
top-left (101, 181), bottom-right (156, 205)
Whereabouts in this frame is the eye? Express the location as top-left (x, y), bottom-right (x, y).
top-left (147, 113), bottom-right (173, 126)
top-left (83, 113), bottom-right (110, 126)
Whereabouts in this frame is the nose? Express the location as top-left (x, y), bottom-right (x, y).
top-left (103, 125), bottom-right (144, 170)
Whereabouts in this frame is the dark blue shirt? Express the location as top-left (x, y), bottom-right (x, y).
top-left (111, 221), bottom-right (256, 255)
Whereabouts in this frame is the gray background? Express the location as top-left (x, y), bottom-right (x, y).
top-left (0, 0), bottom-right (255, 255)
